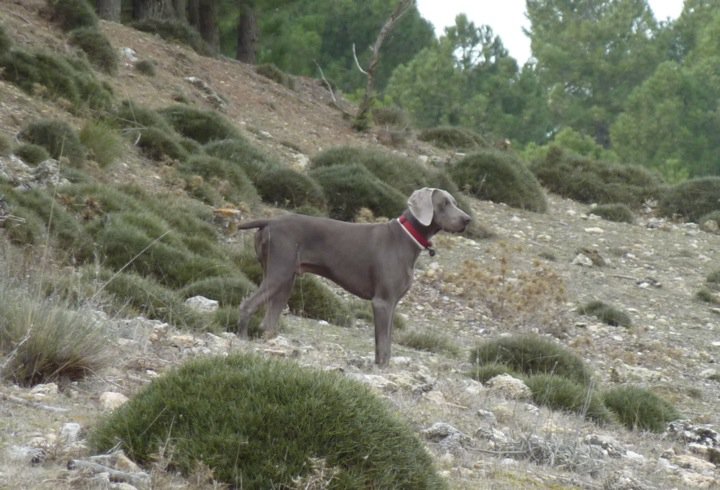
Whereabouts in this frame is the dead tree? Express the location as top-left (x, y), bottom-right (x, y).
top-left (353, 0), bottom-right (414, 131)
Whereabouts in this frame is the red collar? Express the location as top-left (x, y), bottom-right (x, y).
top-left (398, 215), bottom-right (435, 255)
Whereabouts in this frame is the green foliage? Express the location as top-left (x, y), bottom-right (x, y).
top-left (699, 210), bottom-right (720, 233)
top-left (112, 100), bottom-right (174, 134)
top-left (657, 177), bottom-right (720, 222)
top-left (159, 105), bottom-right (240, 144)
top-left (130, 18), bottom-right (213, 56)
top-left (254, 167), bottom-right (326, 210)
top-left (525, 374), bottom-right (611, 423)
top-left (0, 133), bottom-right (11, 156)
top-left (181, 276), bottom-right (255, 307)
top-left (179, 155), bottom-right (259, 205)
top-left (578, 301), bottom-right (632, 327)
top-left (707, 270), bottom-right (720, 289)
top-left (469, 334), bottom-right (593, 386)
top-left (90, 354), bottom-right (446, 489)
top-left (80, 121), bottom-right (123, 167)
top-left (68, 27), bottom-right (118, 74)
top-left (135, 126), bottom-right (188, 162)
top-left (310, 164), bottom-right (406, 221)
top-left (371, 106), bottom-right (408, 128)
top-left (203, 138), bottom-right (280, 183)
top-left (133, 59), bottom-right (156, 76)
top-left (1, 205), bottom-right (45, 246)
top-left (418, 126), bottom-right (489, 150)
top-left (531, 147), bottom-right (663, 208)
top-left (396, 329), bottom-right (460, 356)
top-left (468, 363), bottom-right (517, 383)
top-left (47, 0), bottom-right (97, 31)
top-left (14, 144), bottom-right (50, 165)
top-left (696, 287), bottom-right (720, 305)
top-left (450, 150), bottom-right (547, 212)
top-left (603, 385), bottom-right (680, 432)
top-left (255, 63), bottom-right (295, 90)
top-left (288, 276), bottom-right (353, 327)
top-left (0, 287), bottom-right (107, 386)
top-left (0, 24), bottom-right (11, 55)
top-left (589, 203), bottom-right (634, 224)
top-left (212, 306), bottom-right (264, 338)
top-left (19, 119), bottom-right (85, 166)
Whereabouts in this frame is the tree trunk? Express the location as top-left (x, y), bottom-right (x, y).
top-left (172, 0), bottom-right (187, 21)
top-left (197, 0), bottom-right (219, 51)
top-left (187, 0), bottom-right (199, 27)
top-left (132, 0), bottom-right (176, 20)
top-left (236, 2), bottom-right (258, 64)
top-left (96, 0), bottom-right (121, 22)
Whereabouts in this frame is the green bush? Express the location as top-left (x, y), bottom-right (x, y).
top-left (47, 0), bottom-right (97, 31)
top-left (80, 121), bottom-right (123, 167)
top-left (254, 167), bottom-right (326, 210)
top-left (160, 105), bottom-right (239, 144)
top-left (0, 24), bottom-right (11, 55)
top-left (696, 287), bottom-right (720, 305)
top-left (181, 275), bottom-right (255, 307)
top-left (577, 301), bottom-right (632, 327)
top-left (532, 147), bottom-right (663, 208)
top-left (203, 138), bottom-right (280, 182)
top-left (396, 329), bottom-right (460, 356)
top-left (90, 354), bottom-right (446, 489)
top-left (212, 306), bottom-right (265, 338)
top-left (699, 210), bottom-right (720, 233)
top-left (68, 27), bottom-right (118, 74)
top-left (372, 106), bottom-right (408, 128)
top-left (19, 119), bottom-right (85, 166)
top-left (0, 133), bottom-right (12, 156)
top-left (179, 155), bottom-right (259, 205)
top-left (14, 144), bottom-right (50, 165)
top-left (450, 150), bottom-right (547, 212)
top-left (419, 126), bottom-right (489, 150)
top-left (707, 270), bottom-right (720, 289)
top-left (525, 374), bottom-right (611, 423)
top-left (255, 63), bottom-right (295, 90)
top-left (469, 334), bottom-right (593, 386)
top-left (129, 18), bottom-right (213, 56)
top-left (590, 203), bottom-right (634, 224)
top-left (603, 385), bottom-right (680, 432)
top-left (468, 362), bottom-right (517, 383)
top-left (1, 205), bottom-right (45, 246)
top-left (288, 276), bottom-right (353, 327)
top-left (135, 126), bottom-right (188, 162)
top-left (310, 164), bottom-right (406, 221)
top-left (657, 177), bottom-right (720, 222)
top-left (111, 100), bottom-right (174, 133)
top-left (133, 59), bottom-right (156, 76)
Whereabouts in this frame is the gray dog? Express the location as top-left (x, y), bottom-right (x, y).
top-left (236, 187), bottom-right (471, 365)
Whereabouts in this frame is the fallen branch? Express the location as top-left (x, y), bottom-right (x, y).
top-left (313, 60), bottom-right (337, 105)
top-left (68, 459), bottom-right (150, 488)
top-left (0, 391), bottom-right (69, 413)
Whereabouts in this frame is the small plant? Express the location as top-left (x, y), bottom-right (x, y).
top-left (179, 155), bottom-right (259, 205)
top-left (79, 121), bottom-right (123, 167)
top-left (47, 0), bottom-right (98, 31)
top-left (134, 59), bottom-right (156, 76)
top-left (212, 306), bottom-right (264, 338)
top-left (450, 149), bottom-right (547, 212)
top-left (288, 276), bottom-right (353, 327)
top-left (203, 137), bottom-right (280, 183)
top-left (0, 24), bottom-right (11, 55)
top-left (68, 27), bottom-right (118, 74)
top-left (372, 106), bottom-right (408, 128)
top-left (255, 63), bottom-right (295, 90)
top-left (468, 362), bottom-right (517, 383)
top-left (129, 18), bottom-right (214, 56)
top-left (90, 354), bottom-right (446, 488)
top-left (396, 329), bottom-right (460, 356)
top-left (254, 167), bottom-right (326, 210)
top-left (160, 105), bottom-right (239, 144)
top-left (603, 385), bottom-right (680, 432)
top-left (19, 119), bottom-right (85, 166)
top-left (577, 300), bottom-right (632, 327)
top-left (134, 126), bottom-right (188, 162)
top-left (525, 374), bottom-right (611, 423)
top-left (469, 334), bottom-right (593, 386)
top-left (310, 164), bottom-right (406, 221)
top-left (707, 270), bottom-right (720, 289)
top-left (589, 203), bottom-right (634, 224)
top-left (0, 133), bottom-right (12, 156)
top-left (111, 100), bottom-right (175, 134)
top-left (696, 287), bottom-right (720, 305)
top-left (181, 275), bottom-right (256, 307)
top-left (658, 176), bottom-right (720, 222)
top-left (14, 143), bottom-right (50, 165)
top-left (418, 126), bottom-right (489, 150)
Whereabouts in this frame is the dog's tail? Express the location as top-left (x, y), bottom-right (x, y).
top-left (237, 219), bottom-right (270, 230)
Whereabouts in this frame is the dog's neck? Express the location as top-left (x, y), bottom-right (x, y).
top-left (398, 211), bottom-right (437, 256)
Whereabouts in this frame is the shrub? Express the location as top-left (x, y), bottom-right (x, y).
top-left (577, 301), bottom-right (632, 327)
top-left (589, 203), bottom-right (634, 224)
top-left (68, 27), bottom-right (118, 74)
top-left (1, 205), bottom-right (45, 246)
top-left (58, 183), bottom-right (141, 222)
top-left (0, 24), bottom-right (11, 55)
top-left (90, 354), bottom-right (446, 489)
top-left (0, 133), bottom-right (12, 156)
top-left (181, 275), bottom-right (255, 307)
top-left (134, 126), bottom-right (188, 162)
top-left (160, 105), bottom-right (239, 144)
top-left (179, 155), bottom-right (259, 205)
top-left (396, 329), bottom-right (460, 356)
top-left (372, 106), bottom-right (408, 128)
top-left (699, 210), bottom-right (720, 233)
top-left (696, 287), bottom-right (720, 305)
top-left (80, 121), bottom-right (123, 167)
top-left (212, 306), bottom-right (264, 338)
top-left (468, 362), bottom-right (517, 383)
top-left (0, 288), bottom-right (108, 386)
top-left (14, 143), bottom-right (50, 165)
top-left (19, 119), bottom-right (85, 166)
top-left (255, 63), bottom-right (295, 89)
top-left (111, 100), bottom-right (174, 133)
top-left (532, 147), bottom-right (663, 208)
top-left (419, 126), bottom-right (489, 150)
top-left (450, 150), bottom-right (547, 212)
top-left (129, 18), bottom-right (213, 56)
top-left (657, 177), bottom-right (720, 222)
top-left (203, 138), bottom-right (280, 182)
top-left (707, 270), bottom-right (720, 289)
top-left (47, 0), bottom-right (97, 31)
top-left (254, 167), bottom-right (326, 210)
top-left (133, 59), bottom-right (156, 76)
top-left (603, 386), bottom-right (680, 432)
top-left (310, 164), bottom-right (406, 221)
top-left (469, 334), bottom-right (593, 386)
top-left (525, 374), bottom-right (611, 423)
top-left (288, 276), bottom-right (353, 327)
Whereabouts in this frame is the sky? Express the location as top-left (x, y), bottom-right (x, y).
top-left (416, 0), bottom-right (685, 64)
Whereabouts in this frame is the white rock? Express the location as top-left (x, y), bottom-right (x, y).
top-left (672, 454), bottom-right (717, 472)
top-left (60, 423), bottom-right (82, 445)
top-left (584, 227), bottom-right (604, 234)
top-left (572, 253), bottom-right (594, 267)
top-left (485, 374), bottom-right (531, 400)
top-left (185, 295), bottom-right (219, 313)
top-left (100, 392), bottom-right (129, 411)
top-left (169, 334), bottom-right (199, 348)
top-left (31, 383), bottom-right (59, 397)
top-left (345, 373), bottom-right (398, 392)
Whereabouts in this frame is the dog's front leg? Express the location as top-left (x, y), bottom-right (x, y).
top-left (372, 297), bottom-right (397, 366)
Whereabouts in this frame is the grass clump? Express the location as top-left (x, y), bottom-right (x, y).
top-left (372, 106), bottom-right (408, 128)
top-left (0, 133), bottom-right (12, 156)
top-left (203, 137), bottom-right (280, 183)
top-left (696, 287), bottom-right (720, 305)
top-left (450, 149), bottom-right (547, 212)
top-left (603, 385), bottom-right (680, 432)
top-left (699, 210), bottom-right (720, 233)
top-left (419, 126), bottom-right (489, 150)
top-left (532, 147), bottom-right (662, 208)
top-left (468, 362), bottom-right (518, 383)
top-left (589, 203), bottom-right (634, 224)
top-left (14, 143), bottom-right (50, 165)
top-left (0, 24), bottom-right (11, 55)
top-left (80, 121), bottom-right (123, 167)
top-left (19, 119), bottom-right (85, 166)
top-left (254, 167), bottom-right (326, 210)
top-left (47, 0), bottom-right (97, 31)
top-left (396, 329), bottom-right (460, 356)
top-left (181, 275), bottom-right (255, 307)
top-left (288, 276), bottom-right (353, 327)
top-left (130, 18), bottom-right (213, 56)
top-left (310, 164), bottom-right (406, 221)
top-left (255, 63), bottom-right (295, 90)
top-left (68, 27), bottom-right (118, 74)
top-left (577, 300), bottom-right (632, 327)
top-left (525, 374), bottom-right (611, 423)
top-left (160, 105), bottom-right (239, 144)
top-left (90, 354), bottom-right (446, 489)
top-left (136, 126), bottom-right (188, 162)
top-left (134, 59), bottom-right (156, 76)
top-left (707, 270), bottom-right (720, 289)
top-left (657, 176), bottom-right (720, 223)
top-left (469, 334), bottom-right (593, 386)
top-left (179, 155), bottom-right (259, 205)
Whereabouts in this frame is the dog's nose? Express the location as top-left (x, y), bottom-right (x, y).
top-left (462, 214), bottom-right (471, 225)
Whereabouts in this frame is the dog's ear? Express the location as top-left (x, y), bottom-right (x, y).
top-left (408, 187), bottom-right (436, 226)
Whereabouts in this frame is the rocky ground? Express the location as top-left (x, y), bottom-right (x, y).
top-left (1, 1), bottom-right (720, 488)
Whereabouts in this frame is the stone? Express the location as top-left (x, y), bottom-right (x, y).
top-left (672, 454), bottom-right (717, 472)
top-left (345, 373), bottom-right (398, 393)
top-left (184, 295), bottom-right (219, 313)
top-left (485, 374), bottom-right (531, 400)
top-left (100, 392), bottom-right (129, 411)
top-left (60, 423), bottom-right (82, 445)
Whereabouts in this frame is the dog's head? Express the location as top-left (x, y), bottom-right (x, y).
top-left (408, 187), bottom-right (471, 233)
